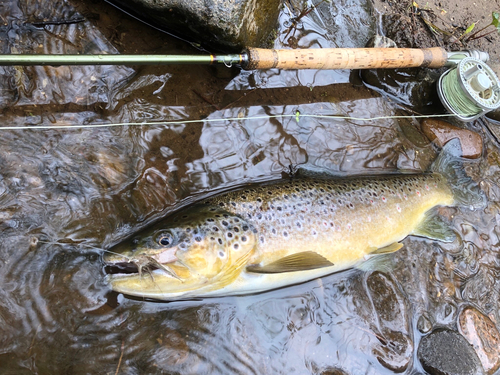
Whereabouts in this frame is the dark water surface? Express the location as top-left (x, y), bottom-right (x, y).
top-left (1, 0), bottom-right (500, 374)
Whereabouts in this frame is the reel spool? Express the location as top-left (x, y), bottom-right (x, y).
top-left (437, 57), bottom-right (500, 121)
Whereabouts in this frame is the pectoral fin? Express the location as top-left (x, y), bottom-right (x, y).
top-left (246, 251), bottom-right (334, 274)
top-left (412, 213), bottom-right (456, 242)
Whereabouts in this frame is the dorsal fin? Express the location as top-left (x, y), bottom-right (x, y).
top-left (246, 251), bottom-right (334, 274)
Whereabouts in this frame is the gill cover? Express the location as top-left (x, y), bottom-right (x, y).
top-left (105, 205), bottom-right (257, 299)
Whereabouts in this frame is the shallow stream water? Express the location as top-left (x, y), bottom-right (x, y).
top-left (1, 0), bottom-right (500, 374)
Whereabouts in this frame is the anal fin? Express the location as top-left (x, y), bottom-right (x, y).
top-left (246, 251), bottom-right (334, 274)
top-left (370, 242), bottom-right (404, 255)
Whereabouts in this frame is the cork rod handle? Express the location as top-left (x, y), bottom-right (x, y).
top-left (243, 47), bottom-right (448, 70)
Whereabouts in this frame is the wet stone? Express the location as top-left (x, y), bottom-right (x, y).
top-left (417, 329), bottom-right (483, 375)
top-left (108, 0), bottom-right (281, 51)
top-left (421, 119), bottom-right (483, 159)
top-left (458, 306), bottom-right (500, 375)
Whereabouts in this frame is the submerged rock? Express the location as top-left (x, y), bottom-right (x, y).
top-left (458, 306), bottom-right (500, 375)
top-left (417, 328), bottom-right (483, 375)
top-left (421, 119), bottom-right (483, 159)
top-left (108, 0), bottom-right (281, 51)
top-left (366, 272), bottom-right (413, 372)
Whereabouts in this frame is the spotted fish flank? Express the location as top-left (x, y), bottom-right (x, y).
top-left (103, 172), bottom-right (458, 300)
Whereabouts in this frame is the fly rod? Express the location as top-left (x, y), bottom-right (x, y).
top-left (0, 47), bottom-right (489, 70)
top-left (0, 47), bottom-right (498, 121)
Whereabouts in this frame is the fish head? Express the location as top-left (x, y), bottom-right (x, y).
top-left (103, 205), bottom-right (257, 299)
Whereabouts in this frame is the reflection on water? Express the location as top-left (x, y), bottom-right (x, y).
top-left (1, 0), bottom-right (500, 374)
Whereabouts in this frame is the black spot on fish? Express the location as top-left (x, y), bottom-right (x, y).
top-left (207, 218), bottom-right (214, 222)
top-left (242, 225), bottom-right (249, 231)
top-left (227, 232), bottom-right (233, 238)
top-left (241, 236), bottom-right (247, 242)
top-left (218, 238), bottom-right (223, 245)
top-left (195, 236), bottom-right (201, 242)
top-left (234, 227), bottom-right (240, 232)
top-left (213, 227), bottom-right (219, 232)
top-left (233, 244), bottom-right (239, 250)
top-left (222, 221), bottom-right (228, 226)
top-left (219, 202), bottom-right (225, 207)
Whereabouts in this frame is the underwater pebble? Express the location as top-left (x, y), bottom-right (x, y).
top-left (366, 272), bottom-right (412, 372)
top-left (421, 119), bottom-right (483, 159)
top-left (458, 306), bottom-right (500, 375)
top-left (417, 314), bottom-right (432, 334)
top-left (318, 368), bottom-right (349, 375)
top-left (417, 328), bottom-right (483, 375)
top-left (373, 330), bottom-right (413, 373)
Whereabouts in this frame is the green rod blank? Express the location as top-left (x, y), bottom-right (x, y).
top-left (0, 54), bottom-right (245, 66)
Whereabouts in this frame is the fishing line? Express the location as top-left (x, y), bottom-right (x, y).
top-left (441, 70), bottom-right (483, 116)
top-left (0, 112), bottom-right (457, 131)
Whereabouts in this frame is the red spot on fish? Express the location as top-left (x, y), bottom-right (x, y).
top-left (382, 196), bottom-right (386, 202)
top-left (425, 185), bottom-right (430, 190)
top-left (416, 190), bottom-right (421, 196)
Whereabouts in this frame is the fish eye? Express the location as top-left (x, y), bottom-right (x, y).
top-left (157, 232), bottom-right (175, 247)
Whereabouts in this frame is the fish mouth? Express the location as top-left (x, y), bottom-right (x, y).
top-left (104, 261), bottom-right (160, 275)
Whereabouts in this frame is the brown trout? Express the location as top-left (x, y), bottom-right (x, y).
top-left (104, 154), bottom-right (480, 300)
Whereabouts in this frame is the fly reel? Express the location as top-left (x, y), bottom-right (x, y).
top-left (437, 57), bottom-right (500, 121)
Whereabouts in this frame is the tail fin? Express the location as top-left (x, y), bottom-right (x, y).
top-left (431, 138), bottom-right (485, 209)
